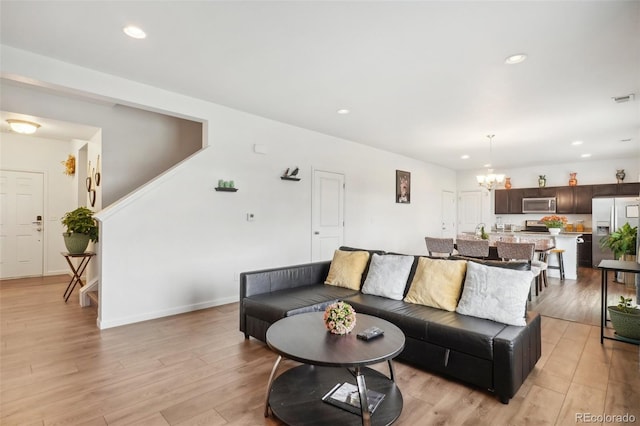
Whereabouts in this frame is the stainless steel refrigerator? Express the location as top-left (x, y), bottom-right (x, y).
top-left (592, 196), bottom-right (639, 268)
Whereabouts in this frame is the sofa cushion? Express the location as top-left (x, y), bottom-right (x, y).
top-left (244, 284), bottom-right (359, 324)
top-left (345, 293), bottom-right (505, 359)
top-left (456, 261), bottom-right (533, 326)
top-left (404, 257), bottom-right (467, 311)
top-left (325, 249), bottom-right (370, 290)
top-left (361, 253), bottom-right (414, 300)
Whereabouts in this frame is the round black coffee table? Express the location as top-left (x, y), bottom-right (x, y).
top-left (265, 311), bottom-right (405, 426)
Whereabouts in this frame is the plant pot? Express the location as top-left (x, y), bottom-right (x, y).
top-left (607, 306), bottom-right (640, 340)
top-left (63, 232), bottom-right (91, 254)
top-left (548, 228), bottom-right (561, 235)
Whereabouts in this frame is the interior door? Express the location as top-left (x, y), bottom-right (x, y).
top-left (458, 190), bottom-right (483, 233)
top-left (312, 170), bottom-right (345, 261)
top-left (0, 170), bottom-right (44, 278)
top-left (441, 190), bottom-right (455, 238)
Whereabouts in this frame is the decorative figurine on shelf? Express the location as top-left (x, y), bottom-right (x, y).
top-left (538, 175), bottom-right (546, 188)
top-left (568, 172), bottom-right (578, 186)
top-left (504, 177), bottom-right (512, 190)
top-left (281, 167), bottom-right (300, 180)
top-left (616, 169), bottom-right (626, 184)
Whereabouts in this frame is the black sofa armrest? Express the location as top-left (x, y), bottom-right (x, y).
top-left (239, 261), bottom-right (331, 336)
top-left (492, 311), bottom-right (542, 403)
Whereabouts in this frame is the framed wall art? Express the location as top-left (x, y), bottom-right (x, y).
top-left (396, 170), bottom-right (410, 204)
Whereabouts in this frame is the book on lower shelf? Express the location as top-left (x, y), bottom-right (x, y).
top-left (321, 382), bottom-right (385, 416)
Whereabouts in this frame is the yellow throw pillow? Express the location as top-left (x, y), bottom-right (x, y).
top-left (404, 257), bottom-right (467, 311)
top-left (325, 250), bottom-right (370, 290)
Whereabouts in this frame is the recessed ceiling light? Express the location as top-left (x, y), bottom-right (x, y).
top-left (505, 53), bottom-right (527, 65)
top-left (571, 140), bottom-right (583, 146)
top-left (620, 138), bottom-right (632, 142)
top-left (123, 25), bottom-right (146, 39)
top-left (336, 109), bottom-right (350, 115)
top-left (461, 155), bottom-right (470, 160)
top-left (581, 153), bottom-right (592, 158)
top-left (6, 119), bottom-right (40, 134)
top-left (483, 163), bottom-right (491, 168)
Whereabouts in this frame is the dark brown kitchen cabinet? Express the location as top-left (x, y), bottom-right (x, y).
top-left (555, 187), bottom-right (573, 213)
top-left (578, 234), bottom-right (592, 267)
top-left (617, 182), bottom-right (640, 196)
top-left (591, 184), bottom-right (618, 197)
top-left (495, 190), bottom-right (509, 214)
top-left (574, 186), bottom-right (593, 213)
top-left (557, 186), bottom-right (593, 214)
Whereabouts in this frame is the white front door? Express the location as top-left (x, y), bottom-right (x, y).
top-left (441, 190), bottom-right (456, 238)
top-left (312, 170), bottom-right (345, 261)
top-left (0, 170), bottom-right (44, 279)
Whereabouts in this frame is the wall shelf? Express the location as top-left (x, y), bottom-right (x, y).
top-left (280, 176), bottom-right (301, 181)
top-left (215, 187), bottom-right (238, 192)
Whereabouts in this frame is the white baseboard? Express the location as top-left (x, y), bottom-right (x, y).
top-left (97, 296), bottom-right (238, 329)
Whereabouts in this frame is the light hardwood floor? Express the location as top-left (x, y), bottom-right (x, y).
top-left (1, 270), bottom-right (638, 426)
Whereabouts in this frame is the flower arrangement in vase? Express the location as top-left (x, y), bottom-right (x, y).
top-left (323, 301), bottom-right (356, 335)
top-left (540, 215), bottom-right (567, 235)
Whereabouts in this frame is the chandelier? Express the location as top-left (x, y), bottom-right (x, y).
top-left (476, 134), bottom-right (505, 190)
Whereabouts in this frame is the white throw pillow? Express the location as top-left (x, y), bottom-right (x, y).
top-left (361, 253), bottom-right (414, 300)
top-left (456, 261), bottom-right (534, 326)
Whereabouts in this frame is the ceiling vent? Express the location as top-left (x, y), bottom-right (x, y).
top-left (612, 94), bottom-right (635, 103)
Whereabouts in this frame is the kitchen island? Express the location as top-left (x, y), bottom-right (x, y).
top-left (458, 232), bottom-right (582, 280)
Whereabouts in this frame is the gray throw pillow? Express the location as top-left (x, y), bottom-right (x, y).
top-left (456, 261), bottom-right (533, 326)
top-left (361, 253), bottom-right (414, 300)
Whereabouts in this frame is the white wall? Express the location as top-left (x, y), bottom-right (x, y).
top-left (0, 133), bottom-right (75, 275)
top-left (1, 46), bottom-right (455, 328)
top-left (457, 158), bottom-right (640, 229)
top-left (1, 82), bottom-right (203, 206)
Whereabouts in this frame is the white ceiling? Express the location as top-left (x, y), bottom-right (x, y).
top-left (1, 1), bottom-right (638, 171)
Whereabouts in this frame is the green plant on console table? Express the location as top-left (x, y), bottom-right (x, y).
top-left (61, 206), bottom-right (99, 242)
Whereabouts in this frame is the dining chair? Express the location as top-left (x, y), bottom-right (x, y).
top-left (495, 241), bottom-right (543, 300)
top-left (424, 237), bottom-right (454, 257)
top-left (456, 239), bottom-right (490, 259)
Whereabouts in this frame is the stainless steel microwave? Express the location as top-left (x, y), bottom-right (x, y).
top-left (522, 197), bottom-right (556, 213)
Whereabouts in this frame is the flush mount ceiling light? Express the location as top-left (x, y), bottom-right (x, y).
top-left (581, 153), bottom-right (592, 158)
top-left (336, 109), bottom-right (350, 115)
top-left (123, 25), bottom-right (146, 39)
top-left (571, 140), bottom-right (584, 146)
top-left (476, 134), bottom-right (505, 190)
top-left (461, 154), bottom-right (470, 159)
top-left (505, 53), bottom-right (527, 65)
top-left (6, 119), bottom-right (41, 134)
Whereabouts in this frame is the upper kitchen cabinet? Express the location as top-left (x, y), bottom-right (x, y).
top-left (591, 183), bottom-right (639, 197)
top-left (557, 186), bottom-right (592, 214)
top-left (495, 189), bottom-right (509, 214)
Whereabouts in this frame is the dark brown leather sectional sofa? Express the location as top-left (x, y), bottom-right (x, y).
top-left (239, 248), bottom-right (541, 404)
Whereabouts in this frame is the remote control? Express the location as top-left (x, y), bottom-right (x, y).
top-left (357, 326), bottom-right (384, 341)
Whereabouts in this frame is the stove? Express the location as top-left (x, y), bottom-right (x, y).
top-left (523, 220), bottom-right (549, 233)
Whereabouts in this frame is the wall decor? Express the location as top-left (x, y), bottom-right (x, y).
top-left (616, 169), bottom-right (626, 183)
top-left (538, 175), bottom-right (546, 188)
top-left (281, 166), bottom-right (301, 181)
top-left (61, 154), bottom-right (76, 176)
top-left (94, 155), bottom-right (101, 186)
top-left (396, 170), bottom-right (411, 204)
top-left (215, 179), bottom-right (238, 192)
top-left (86, 160), bottom-right (92, 191)
top-left (504, 177), bottom-right (512, 190)
top-left (568, 172), bottom-right (577, 186)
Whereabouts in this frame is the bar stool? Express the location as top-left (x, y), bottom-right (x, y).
top-left (546, 249), bottom-right (565, 281)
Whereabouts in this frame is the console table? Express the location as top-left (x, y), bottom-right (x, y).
top-left (62, 251), bottom-right (95, 302)
top-left (597, 259), bottom-right (640, 345)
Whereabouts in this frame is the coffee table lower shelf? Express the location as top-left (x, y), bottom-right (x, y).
top-left (268, 364), bottom-right (403, 426)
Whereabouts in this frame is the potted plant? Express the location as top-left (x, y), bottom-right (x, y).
top-left (61, 206), bottom-right (99, 254)
top-left (607, 296), bottom-right (640, 340)
top-left (600, 222), bottom-right (637, 285)
top-left (540, 215), bottom-right (567, 235)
